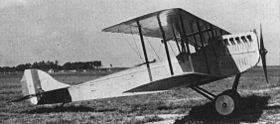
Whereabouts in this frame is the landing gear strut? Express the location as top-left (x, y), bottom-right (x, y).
top-left (191, 74), bottom-right (241, 116)
top-left (214, 74), bottom-right (241, 116)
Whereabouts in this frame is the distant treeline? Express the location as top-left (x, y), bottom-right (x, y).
top-left (0, 60), bottom-right (103, 72)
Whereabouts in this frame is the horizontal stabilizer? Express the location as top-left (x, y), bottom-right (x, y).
top-left (10, 88), bottom-right (72, 104)
top-left (9, 94), bottom-right (39, 103)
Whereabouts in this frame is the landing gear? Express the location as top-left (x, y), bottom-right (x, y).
top-left (190, 74), bottom-right (242, 117)
top-left (214, 73), bottom-right (241, 116)
top-left (214, 90), bottom-right (240, 116)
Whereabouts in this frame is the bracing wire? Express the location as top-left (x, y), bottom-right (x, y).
top-left (158, 41), bottom-right (162, 56)
top-left (168, 41), bottom-right (176, 57)
top-left (129, 27), bottom-right (144, 62)
top-left (121, 33), bottom-right (142, 60)
top-left (145, 37), bottom-right (161, 62)
top-left (141, 29), bottom-right (161, 62)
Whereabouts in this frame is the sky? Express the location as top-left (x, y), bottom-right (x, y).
top-left (0, 0), bottom-right (279, 67)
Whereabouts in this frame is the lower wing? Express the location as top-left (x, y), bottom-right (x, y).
top-left (125, 73), bottom-right (222, 92)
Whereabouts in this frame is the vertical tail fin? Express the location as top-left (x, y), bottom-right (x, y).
top-left (21, 69), bottom-right (70, 105)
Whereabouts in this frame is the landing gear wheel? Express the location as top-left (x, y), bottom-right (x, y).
top-left (214, 90), bottom-right (240, 116)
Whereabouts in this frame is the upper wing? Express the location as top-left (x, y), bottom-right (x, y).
top-left (102, 8), bottom-right (230, 46)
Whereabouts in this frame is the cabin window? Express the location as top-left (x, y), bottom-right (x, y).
top-left (229, 38), bottom-right (235, 45)
top-left (223, 39), bottom-right (229, 45)
top-left (235, 37), bottom-right (241, 44)
top-left (247, 35), bottom-right (252, 42)
top-left (241, 36), bottom-right (248, 43)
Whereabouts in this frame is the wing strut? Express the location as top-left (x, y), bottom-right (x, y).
top-left (190, 23), bottom-right (199, 52)
top-left (196, 20), bottom-right (210, 73)
top-left (179, 11), bottom-right (190, 54)
top-left (172, 25), bottom-right (182, 54)
top-left (157, 14), bottom-right (174, 75)
top-left (210, 25), bottom-right (215, 37)
top-left (137, 20), bottom-right (153, 81)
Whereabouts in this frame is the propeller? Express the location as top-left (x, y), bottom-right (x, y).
top-left (259, 24), bottom-right (269, 83)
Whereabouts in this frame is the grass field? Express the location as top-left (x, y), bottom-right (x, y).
top-left (1, 67), bottom-right (280, 123)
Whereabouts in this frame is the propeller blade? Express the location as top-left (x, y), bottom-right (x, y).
top-left (261, 52), bottom-right (268, 83)
top-left (259, 24), bottom-right (269, 83)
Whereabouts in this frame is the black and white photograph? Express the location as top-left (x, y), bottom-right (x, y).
top-left (1, 0), bottom-right (280, 123)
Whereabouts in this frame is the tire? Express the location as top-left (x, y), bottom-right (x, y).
top-left (214, 90), bottom-right (240, 116)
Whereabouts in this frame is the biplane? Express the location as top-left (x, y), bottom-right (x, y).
top-left (11, 8), bottom-right (268, 116)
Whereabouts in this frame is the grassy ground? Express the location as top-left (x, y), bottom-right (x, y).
top-left (1, 67), bottom-right (280, 123)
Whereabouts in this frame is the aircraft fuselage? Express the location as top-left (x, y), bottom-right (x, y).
top-left (66, 32), bottom-right (260, 102)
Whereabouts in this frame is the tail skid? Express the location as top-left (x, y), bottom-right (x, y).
top-left (18, 69), bottom-right (70, 105)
